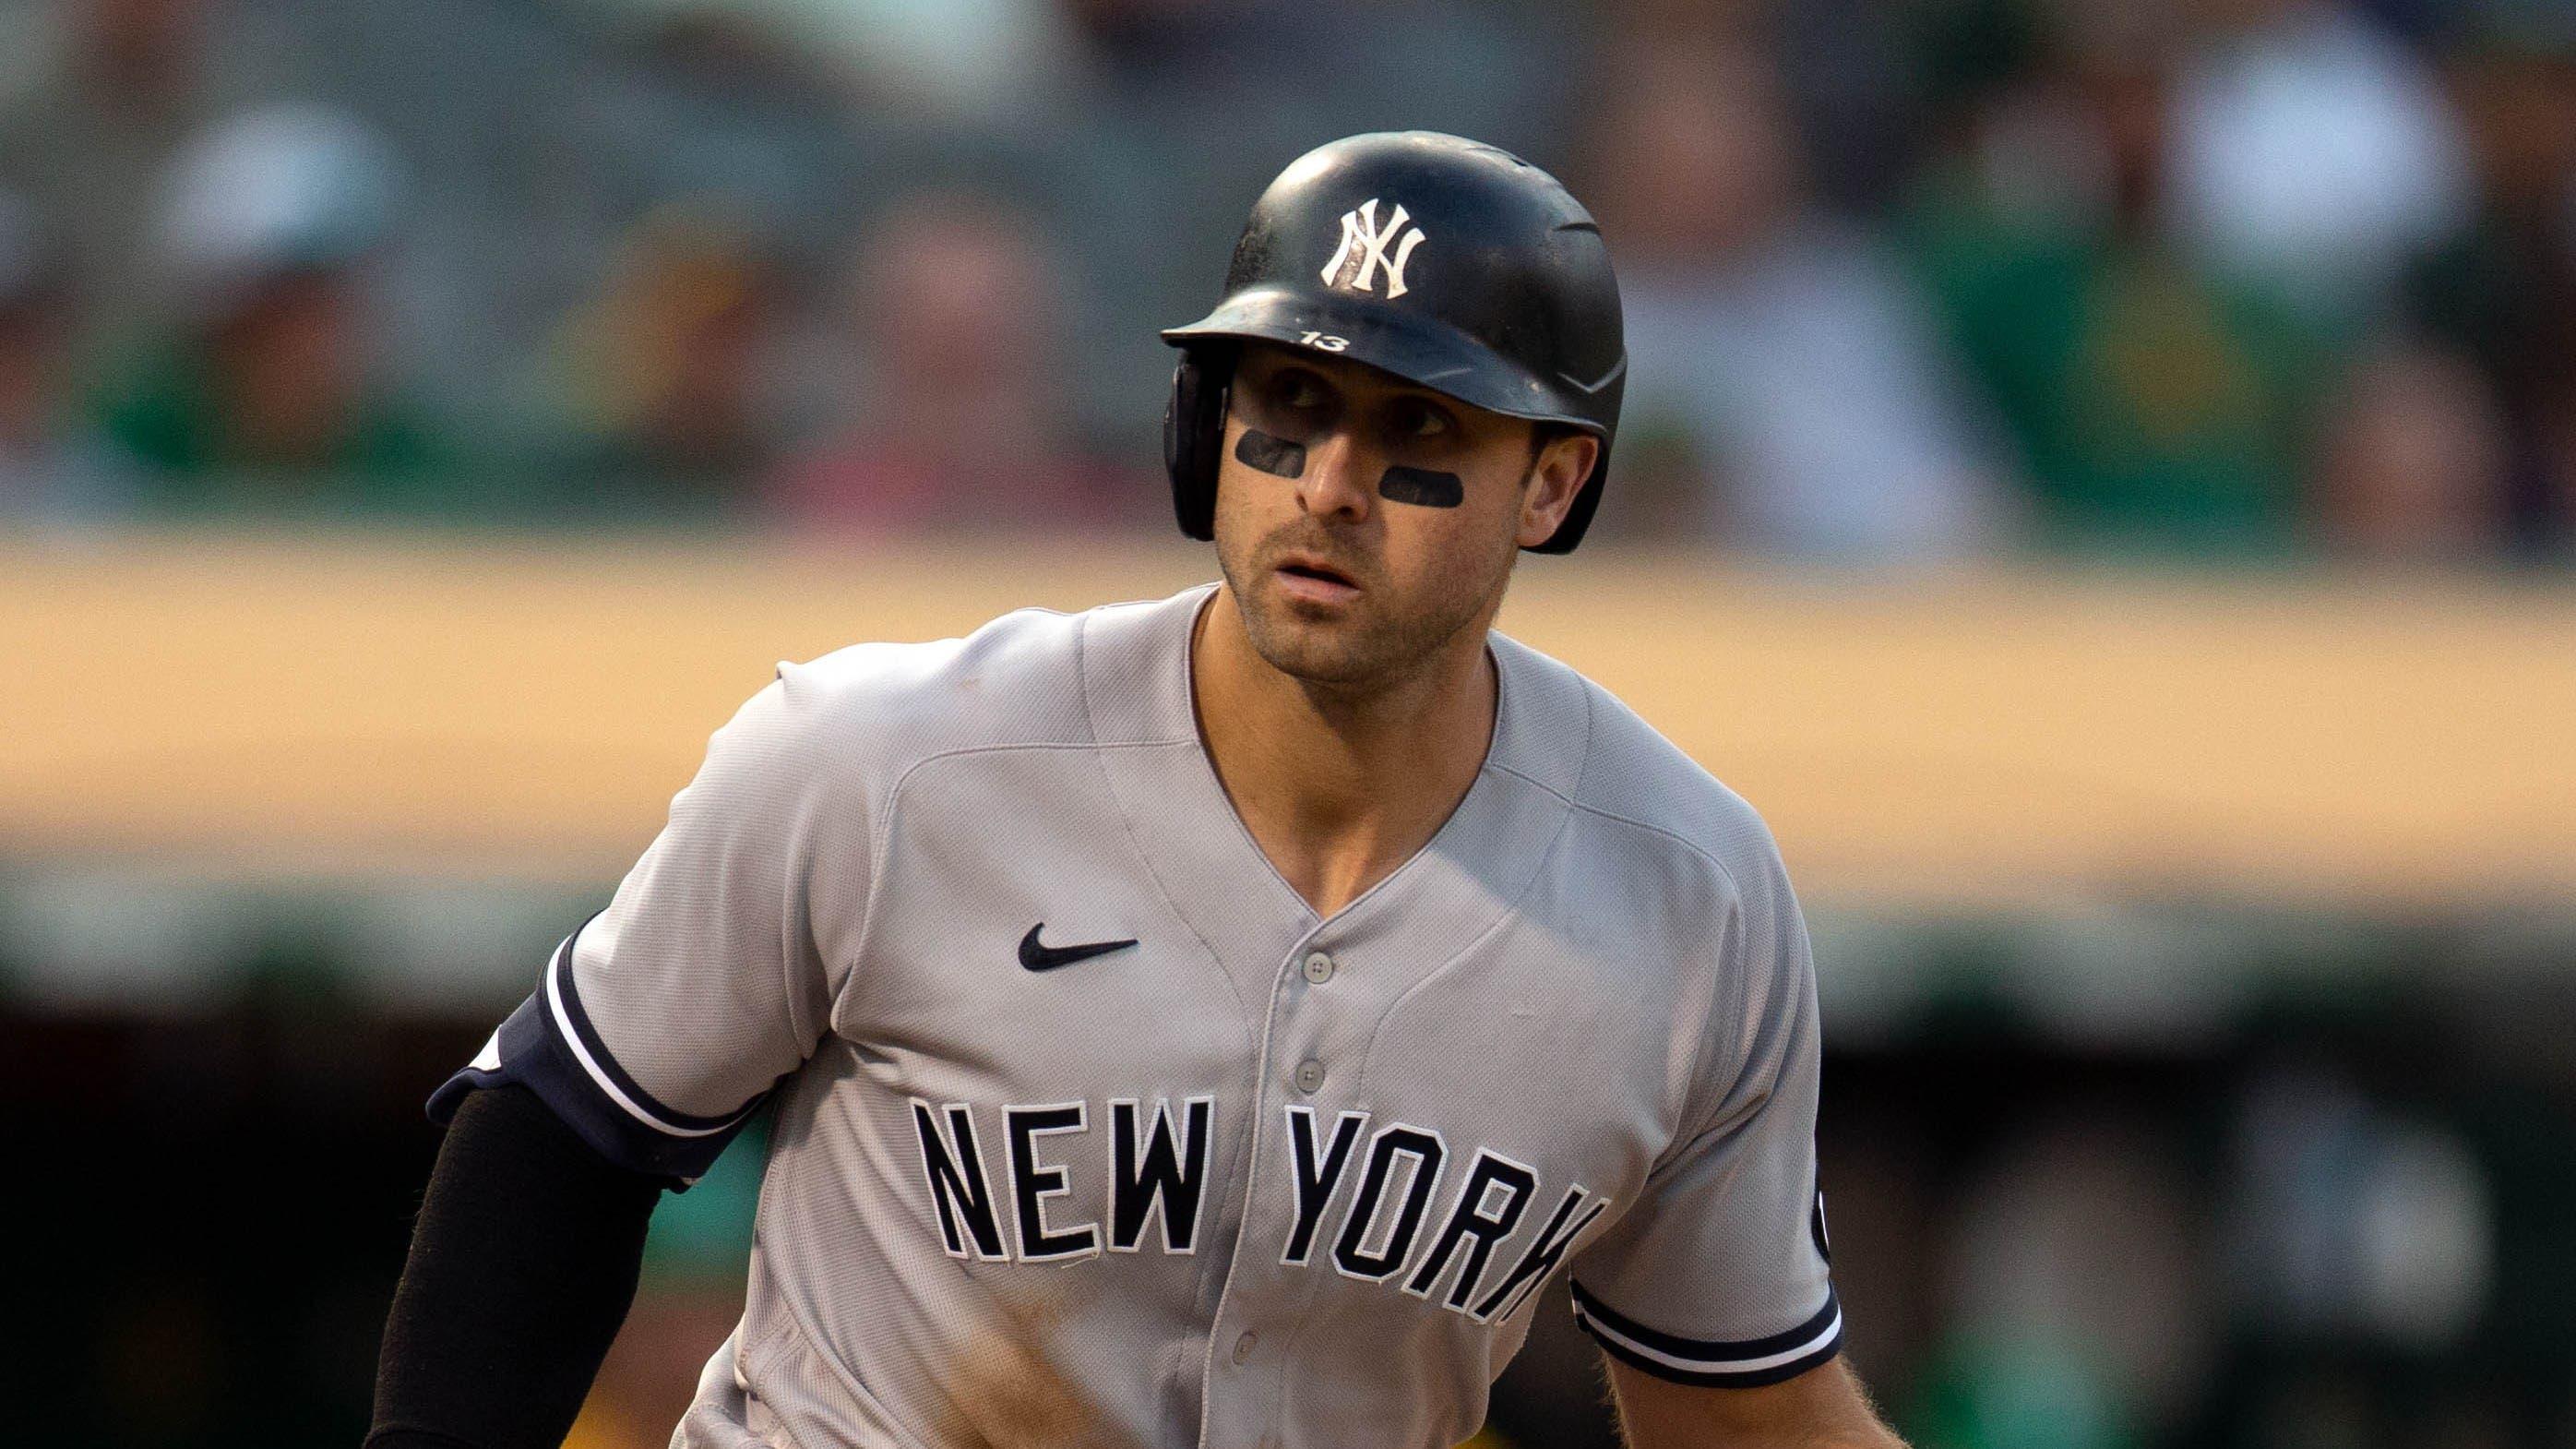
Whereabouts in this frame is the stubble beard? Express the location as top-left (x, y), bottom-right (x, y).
top-left (1217, 521), bottom-right (1512, 692)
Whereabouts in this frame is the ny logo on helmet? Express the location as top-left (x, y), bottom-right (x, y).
top-left (1321, 198), bottom-right (1425, 298)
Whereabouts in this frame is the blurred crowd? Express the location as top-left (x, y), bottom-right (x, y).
top-left (3, 0), bottom-right (2573, 562)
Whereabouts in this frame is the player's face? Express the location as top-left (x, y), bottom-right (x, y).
top-left (1210, 342), bottom-right (1596, 688)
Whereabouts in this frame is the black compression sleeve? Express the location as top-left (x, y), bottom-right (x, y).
top-left (367, 1082), bottom-right (666, 1449)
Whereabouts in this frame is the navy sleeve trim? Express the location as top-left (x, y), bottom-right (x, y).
top-left (537, 917), bottom-right (752, 1134)
top-left (426, 916), bottom-right (764, 1182)
top-left (1569, 1280), bottom-right (1843, 1388)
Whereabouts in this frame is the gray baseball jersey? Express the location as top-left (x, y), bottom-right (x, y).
top-left (434, 581), bottom-right (1841, 1449)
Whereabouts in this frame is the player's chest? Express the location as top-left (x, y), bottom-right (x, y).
top-left (816, 747), bottom-right (1693, 1287)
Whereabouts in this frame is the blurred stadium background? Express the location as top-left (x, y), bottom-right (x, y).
top-left (3, 0), bottom-right (2573, 1444)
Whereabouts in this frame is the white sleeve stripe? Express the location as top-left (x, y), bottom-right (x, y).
top-left (1573, 1299), bottom-right (1843, 1375)
top-left (543, 935), bottom-right (752, 1141)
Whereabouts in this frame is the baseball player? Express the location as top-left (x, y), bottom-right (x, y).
top-left (369, 132), bottom-right (1904, 1449)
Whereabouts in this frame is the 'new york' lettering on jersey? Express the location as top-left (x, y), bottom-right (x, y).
top-left (431, 583), bottom-right (1842, 1448)
top-left (906, 1096), bottom-right (1604, 1326)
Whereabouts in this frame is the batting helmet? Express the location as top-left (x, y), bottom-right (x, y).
top-left (1161, 131), bottom-right (1627, 554)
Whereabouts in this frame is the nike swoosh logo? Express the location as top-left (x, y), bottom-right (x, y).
top-left (1019, 923), bottom-right (1139, 972)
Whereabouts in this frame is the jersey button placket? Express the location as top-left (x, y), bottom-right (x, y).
top-left (1294, 952), bottom-right (1332, 1092)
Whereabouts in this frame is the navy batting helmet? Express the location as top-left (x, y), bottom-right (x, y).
top-left (1161, 131), bottom-right (1627, 554)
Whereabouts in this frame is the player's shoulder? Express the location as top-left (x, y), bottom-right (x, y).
top-left (743, 586), bottom-right (1206, 776)
top-left (764, 598), bottom-right (1107, 760)
top-left (1493, 631), bottom-right (1787, 895)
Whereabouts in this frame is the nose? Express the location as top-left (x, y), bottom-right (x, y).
top-left (1294, 428), bottom-right (1377, 526)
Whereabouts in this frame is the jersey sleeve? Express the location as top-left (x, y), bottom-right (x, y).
top-left (1567, 840), bottom-right (1841, 1387)
top-left (428, 662), bottom-right (870, 1183)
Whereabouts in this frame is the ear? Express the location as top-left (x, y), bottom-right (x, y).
top-left (1517, 431), bottom-right (1601, 550)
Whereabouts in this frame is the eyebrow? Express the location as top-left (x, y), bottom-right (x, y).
top-left (1253, 360), bottom-right (1453, 411)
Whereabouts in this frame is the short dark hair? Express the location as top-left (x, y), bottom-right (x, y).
top-left (1523, 422), bottom-right (1585, 472)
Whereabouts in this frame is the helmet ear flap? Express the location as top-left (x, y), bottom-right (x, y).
top-left (1163, 349), bottom-right (1232, 542)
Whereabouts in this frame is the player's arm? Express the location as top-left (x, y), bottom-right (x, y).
top-left (369, 661), bottom-right (869, 1443)
top-left (1569, 816), bottom-right (1895, 1446)
top-left (1607, 1355), bottom-right (1907, 1448)
top-left (368, 1083), bottom-right (665, 1449)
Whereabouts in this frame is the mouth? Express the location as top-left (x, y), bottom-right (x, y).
top-left (1272, 553), bottom-right (1363, 605)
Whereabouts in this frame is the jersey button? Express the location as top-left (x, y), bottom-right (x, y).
top-left (1231, 1330), bottom-right (1258, 1364)
top-left (1294, 1060), bottom-right (1326, 1094)
top-left (1302, 951), bottom-right (1336, 985)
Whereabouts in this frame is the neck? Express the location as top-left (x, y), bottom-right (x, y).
top-left (1189, 586), bottom-right (1499, 917)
